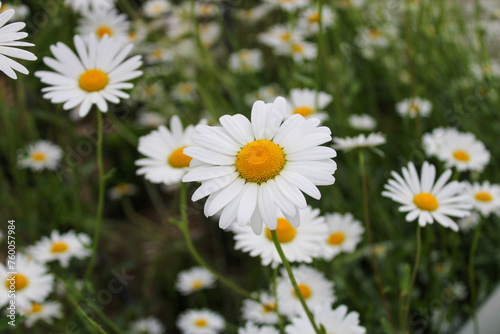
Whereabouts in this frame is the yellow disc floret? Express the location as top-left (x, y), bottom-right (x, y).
top-left (5, 274), bottom-right (29, 291)
top-left (327, 232), bottom-right (346, 245)
top-left (31, 303), bottom-right (43, 313)
top-left (96, 25), bottom-right (113, 38)
top-left (293, 284), bottom-right (312, 299)
top-left (413, 193), bottom-right (439, 211)
top-left (168, 146), bottom-right (192, 168)
top-left (195, 319), bottom-right (208, 327)
top-left (236, 140), bottom-right (285, 184)
top-left (453, 150), bottom-right (470, 162)
top-left (475, 191), bottom-right (493, 202)
top-left (31, 152), bottom-right (47, 162)
top-left (51, 241), bottom-right (69, 253)
top-left (79, 69), bottom-right (109, 92)
top-left (266, 218), bottom-right (296, 243)
top-left (293, 106), bottom-right (314, 117)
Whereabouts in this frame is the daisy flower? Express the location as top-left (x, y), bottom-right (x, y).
top-left (199, 22), bottom-right (221, 48)
top-left (461, 181), bottom-right (500, 217)
top-left (17, 140), bottom-right (63, 172)
top-left (285, 88), bottom-right (332, 121)
top-left (241, 291), bottom-right (279, 325)
top-left (27, 230), bottom-right (91, 267)
top-left (471, 61), bottom-right (500, 79)
top-left (245, 84), bottom-right (282, 106)
top-left (332, 133), bottom-right (386, 153)
top-left (176, 267), bottom-right (216, 295)
top-left (422, 127), bottom-right (459, 157)
top-left (233, 206), bottom-right (327, 267)
top-left (129, 317), bottom-right (165, 334)
top-left (258, 25), bottom-right (302, 50)
top-left (0, 1), bottom-right (37, 79)
top-left (236, 5), bottom-right (272, 23)
top-left (108, 182), bottom-right (138, 200)
top-left (382, 161), bottom-right (472, 231)
top-left (195, 2), bottom-right (219, 17)
top-left (0, 254), bottom-right (54, 309)
top-left (143, 0), bottom-right (171, 18)
top-left (35, 34), bottom-right (143, 118)
top-left (264, 0), bottom-right (310, 12)
top-left (238, 323), bottom-right (279, 334)
top-left (182, 97), bottom-right (337, 234)
top-left (321, 212), bottom-right (364, 260)
top-left (298, 6), bottom-right (336, 35)
top-left (347, 114), bottom-right (376, 131)
top-left (145, 46), bottom-right (173, 64)
top-left (65, 0), bottom-right (114, 12)
top-left (395, 97), bottom-right (432, 118)
top-left (286, 304), bottom-right (366, 334)
top-left (20, 301), bottom-right (63, 328)
top-left (136, 111), bottom-right (166, 128)
top-left (172, 82), bottom-right (197, 102)
top-left (356, 24), bottom-right (397, 59)
top-left (76, 7), bottom-right (130, 40)
top-left (177, 309), bottom-right (225, 334)
top-left (136, 116), bottom-right (201, 185)
top-left (287, 39), bottom-right (317, 63)
top-left (276, 265), bottom-right (335, 317)
top-left (434, 131), bottom-right (490, 172)
top-left (229, 49), bottom-right (263, 72)
top-left (458, 211), bottom-right (480, 232)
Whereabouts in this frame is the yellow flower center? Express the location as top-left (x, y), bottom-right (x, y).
top-left (191, 279), bottom-right (204, 290)
top-left (475, 191), bottom-right (493, 202)
top-left (128, 32), bottom-right (138, 42)
top-left (195, 319), bottom-right (208, 327)
top-left (413, 193), bottom-right (439, 211)
top-left (370, 29), bottom-right (381, 39)
top-left (265, 218), bottom-right (297, 243)
top-left (178, 83), bottom-right (194, 95)
top-left (262, 302), bottom-right (276, 313)
top-left (31, 151), bottom-right (47, 162)
top-left (293, 106), bottom-right (314, 117)
top-left (292, 43), bottom-right (305, 54)
top-left (236, 140), bottom-right (285, 184)
top-left (151, 49), bottom-right (164, 60)
top-left (96, 25), bottom-right (113, 38)
top-left (168, 146), bottom-right (192, 168)
top-left (5, 274), bottom-right (29, 291)
top-left (308, 12), bottom-right (320, 23)
top-left (152, 4), bottom-right (164, 14)
top-left (31, 303), bottom-right (43, 313)
top-left (328, 232), bottom-right (346, 245)
top-left (453, 150), bottom-right (470, 162)
top-left (281, 32), bottom-right (291, 41)
top-left (409, 103), bottom-right (420, 114)
top-left (51, 241), bottom-right (69, 253)
top-left (293, 284), bottom-right (312, 299)
top-left (79, 69), bottom-right (109, 92)
top-left (116, 183), bottom-right (131, 195)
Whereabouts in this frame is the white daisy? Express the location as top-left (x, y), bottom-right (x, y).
top-left (129, 316), bottom-right (165, 334)
top-left (27, 230), bottom-right (91, 267)
top-left (395, 97), bottom-right (432, 118)
top-left (35, 34), bottom-right (143, 118)
top-left (0, 254), bottom-right (54, 309)
top-left (286, 304), bottom-right (366, 334)
top-left (199, 22), bottom-right (221, 48)
top-left (176, 267), bottom-right (216, 295)
top-left (347, 114), bottom-right (376, 131)
top-left (108, 183), bottom-right (138, 200)
top-left (355, 25), bottom-right (397, 59)
top-left (195, 2), bottom-right (219, 17)
top-left (461, 181), bottom-right (500, 217)
top-left (332, 133), bottom-right (386, 153)
top-left (76, 7), bottom-right (130, 40)
top-left (177, 309), bottom-right (225, 334)
top-left (0, 3), bottom-right (29, 20)
top-left (172, 81), bottom-right (197, 102)
top-left (458, 211), bottom-right (480, 232)
top-left (298, 6), bottom-right (336, 35)
top-left (245, 84), bottom-right (282, 106)
top-left (241, 291), bottom-right (279, 325)
top-left (20, 301), bottom-right (63, 328)
top-left (276, 265), bottom-right (335, 317)
top-left (17, 140), bottom-right (63, 172)
top-left (136, 112), bottom-right (166, 128)
top-left (422, 127), bottom-right (459, 157)
top-left (0, 1), bottom-right (37, 79)
top-left (145, 46), bottom-right (173, 64)
top-left (136, 116), bottom-right (202, 185)
top-left (285, 88), bottom-right (332, 122)
top-left (233, 206), bottom-right (327, 267)
top-left (238, 323), bottom-right (279, 334)
top-left (229, 49), bottom-right (263, 72)
top-left (236, 5), bottom-right (273, 23)
top-left (434, 131), bottom-right (490, 172)
top-left (258, 25), bottom-right (303, 50)
top-left (321, 212), bottom-right (364, 260)
top-left (65, 0), bottom-right (114, 13)
top-left (143, 0), bottom-right (171, 18)
top-left (287, 39), bottom-right (317, 63)
top-left (182, 97), bottom-right (337, 234)
top-left (264, 0), bottom-right (310, 12)
top-left (382, 161), bottom-right (472, 231)
top-left (471, 62), bottom-right (500, 79)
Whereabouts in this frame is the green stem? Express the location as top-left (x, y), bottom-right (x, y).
top-left (66, 292), bottom-right (110, 334)
top-left (177, 183), bottom-right (254, 300)
top-left (84, 111), bottom-right (106, 281)
top-left (402, 224), bottom-right (422, 331)
top-left (270, 230), bottom-right (322, 334)
top-left (469, 217), bottom-right (483, 334)
top-left (359, 151), bottom-right (397, 332)
top-left (272, 266), bottom-right (286, 334)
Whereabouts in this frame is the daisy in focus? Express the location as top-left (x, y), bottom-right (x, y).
top-left (285, 88), bottom-right (333, 121)
top-left (35, 34), bottom-right (143, 117)
top-left (229, 49), bottom-right (264, 72)
top-left (0, 1), bottom-right (37, 79)
top-left (238, 323), bottom-right (279, 334)
top-left (76, 7), bottom-right (130, 40)
top-left (20, 301), bottom-right (63, 328)
top-left (461, 181), bottom-right (500, 217)
top-left (382, 161), bottom-right (472, 231)
top-left (108, 182), bottom-right (138, 200)
top-left (129, 317), bottom-right (165, 334)
top-left (232, 206), bottom-right (327, 267)
top-left (241, 291), bottom-right (279, 325)
top-left (321, 212), bottom-right (364, 260)
top-left (396, 97), bottom-right (432, 118)
top-left (182, 97), bottom-right (337, 234)
top-left (177, 309), bottom-right (225, 334)
top-left (65, 0), bottom-right (114, 13)
top-left (0, 254), bottom-right (54, 309)
top-left (136, 115), bottom-right (201, 185)
top-left (276, 265), bottom-right (335, 317)
top-left (286, 304), bottom-right (366, 334)
top-left (348, 114), bottom-right (377, 131)
top-left (27, 230), bottom-right (91, 267)
top-left (17, 140), bottom-right (63, 172)
top-left (332, 132), bottom-right (386, 154)
top-left (176, 267), bottom-right (216, 295)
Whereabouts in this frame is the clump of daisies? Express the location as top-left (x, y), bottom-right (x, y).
top-left (176, 267), bottom-right (216, 295)
top-left (0, 1), bottom-right (37, 79)
top-left (285, 88), bottom-right (333, 121)
top-left (396, 97), bottom-right (432, 118)
top-left (177, 309), bottom-right (225, 334)
top-left (17, 140), bottom-right (63, 172)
